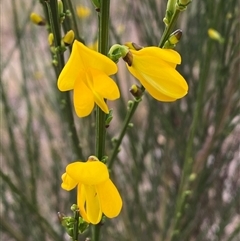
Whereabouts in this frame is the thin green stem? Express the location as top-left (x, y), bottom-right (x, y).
top-left (73, 210), bottom-right (80, 241)
top-left (158, 9), bottom-right (180, 47)
top-left (95, 108), bottom-right (106, 159)
top-left (95, 0), bottom-right (110, 159)
top-left (108, 94), bottom-right (143, 170)
top-left (92, 1), bottom-right (111, 241)
top-left (63, 0), bottom-right (84, 43)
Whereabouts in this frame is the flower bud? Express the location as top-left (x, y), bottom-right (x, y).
top-left (176, 0), bottom-right (192, 11)
top-left (128, 123), bottom-right (134, 128)
top-left (30, 13), bottom-right (46, 26)
top-left (58, 0), bottom-right (64, 16)
top-left (163, 0), bottom-right (177, 26)
top-left (124, 42), bottom-right (143, 51)
top-left (70, 204), bottom-right (78, 212)
top-left (169, 29), bottom-right (182, 44)
top-left (178, 0), bottom-right (192, 5)
top-left (88, 156), bottom-right (99, 162)
top-left (58, 0), bottom-right (66, 23)
top-left (48, 33), bottom-right (54, 46)
top-left (208, 28), bottom-right (224, 43)
top-left (189, 173), bottom-right (197, 182)
top-left (63, 30), bottom-right (75, 46)
top-left (123, 51), bottom-right (133, 66)
top-left (105, 109), bottom-right (113, 128)
top-left (52, 59), bottom-right (58, 66)
top-left (129, 84), bottom-right (143, 98)
top-left (163, 29), bottom-right (182, 49)
top-left (108, 44), bottom-right (129, 63)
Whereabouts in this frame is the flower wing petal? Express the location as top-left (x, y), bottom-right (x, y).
top-left (61, 173), bottom-right (78, 191)
top-left (129, 57), bottom-right (188, 100)
top-left (57, 41), bottom-right (83, 91)
top-left (127, 65), bottom-right (177, 101)
top-left (74, 40), bottom-right (118, 75)
top-left (96, 179), bottom-right (122, 218)
top-left (77, 184), bottom-right (90, 223)
top-left (84, 185), bottom-right (102, 224)
top-left (73, 75), bottom-right (95, 117)
top-left (66, 161), bottom-right (109, 185)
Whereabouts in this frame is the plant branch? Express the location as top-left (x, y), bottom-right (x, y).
top-left (92, 0), bottom-right (111, 240)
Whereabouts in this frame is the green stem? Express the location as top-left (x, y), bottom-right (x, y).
top-left (108, 93), bottom-right (143, 169)
top-left (73, 210), bottom-right (80, 241)
top-left (63, 0), bottom-right (84, 43)
top-left (95, 0), bottom-right (110, 159)
top-left (95, 108), bottom-right (106, 159)
top-left (91, 224), bottom-right (101, 241)
top-left (92, 1), bottom-right (111, 240)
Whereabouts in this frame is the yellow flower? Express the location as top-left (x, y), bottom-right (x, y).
top-left (76, 6), bottom-right (91, 18)
top-left (61, 156), bottom-right (122, 224)
top-left (58, 40), bottom-right (120, 117)
top-left (124, 44), bottom-right (188, 101)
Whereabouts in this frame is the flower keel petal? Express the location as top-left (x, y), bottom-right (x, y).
top-left (84, 185), bottom-right (102, 224)
top-left (73, 74), bottom-right (95, 117)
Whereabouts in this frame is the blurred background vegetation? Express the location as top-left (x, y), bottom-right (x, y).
top-left (1, 0), bottom-right (239, 241)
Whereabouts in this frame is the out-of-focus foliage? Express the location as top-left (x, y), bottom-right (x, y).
top-left (1, 0), bottom-right (239, 241)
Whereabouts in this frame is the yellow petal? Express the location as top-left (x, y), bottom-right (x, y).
top-left (128, 56), bottom-right (188, 100)
top-left (133, 47), bottom-right (181, 65)
top-left (73, 40), bottom-right (118, 76)
top-left (61, 173), bottom-right (78, 191)
top-left (73, 72), bottom-right (95, 117)
top-left (77, 184), bottom-right (90, 222)
top-left (91, 69), bottom-right (120, 100)
top-left (84, 185), bottom-right (102, 224)
top-left (96, 179), bottom-right (122, 218)
top-left (92, 90), bottom-right (109, 114)
top-left (66, 161), bottom-right (109, 185)
top-left (57, 41), bottom-right (83, 91)
top-left (83, 68), bottom-right (120, 114)
top-left (127, 65), bottom-right (176, 101)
